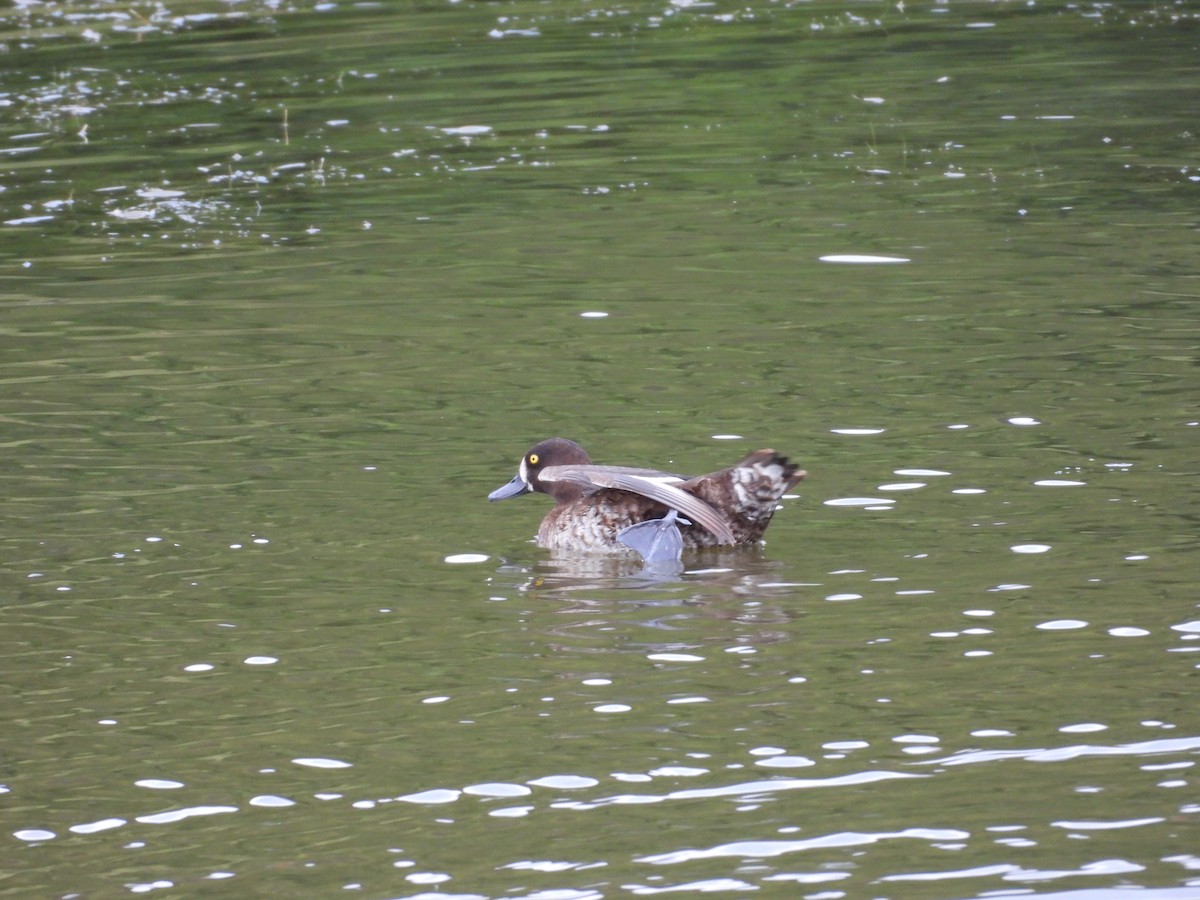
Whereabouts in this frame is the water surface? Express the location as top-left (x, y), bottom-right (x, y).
top-left (2, 0), bottom-right (1199, 897)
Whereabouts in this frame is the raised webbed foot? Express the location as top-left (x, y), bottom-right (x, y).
top-left (617, 509), bottom-right (688, 566)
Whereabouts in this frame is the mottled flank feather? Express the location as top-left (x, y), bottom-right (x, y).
top-left (679, 450), bottom-right (805, 547)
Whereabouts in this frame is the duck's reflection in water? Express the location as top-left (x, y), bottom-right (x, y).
top-left (490, 547), bottom-right (819, 643)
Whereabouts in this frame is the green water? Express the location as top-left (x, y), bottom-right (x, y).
top-left (3, 1), bottom-right (1199, 897)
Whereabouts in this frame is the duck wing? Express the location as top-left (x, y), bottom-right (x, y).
top-left (538, 464), bottom-right (736, 544)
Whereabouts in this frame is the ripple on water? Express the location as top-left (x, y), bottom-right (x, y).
top-left (134, 806), bottom-right (238, 825)
top-left (395, 789), bottom-right (461, 804)
top-left (823, 741), bottom-right (869, 751)
top-left (635, 826), bottom-right (968, 864)
top-left (1050, 816), bottom-right (1164, 831)
top-left (500, 860), bottom-right (585, 872)
top-left (292, 757), bottom-right (353, 769)
top-left (755, 756), bottom-right (816, 769)
top-left (69, 818), bottom-right (126, 834)
top-left (894, 734), bottom-right (941, 746)
top-left (462, 783), bottom-right (532, 798)
top-left (13, 829), bottom-right (56, 842)
top-left (611, 773), bottom-right (653, 784)
top-left (819, 254), bottom-right (911, 264)
top-left (488, 806), bottom-right (534, 818)
top-left (526, 775), bottom-right (599, 789)
top-left (648, 766), bottom-right (709, 777)
top-left (249, 795), bottom-right (296, 808)
top-left (824, 497), bottom-right (896, 508)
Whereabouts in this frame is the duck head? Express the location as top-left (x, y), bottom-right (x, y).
top-left (488, 438), bottom-right (592, 501)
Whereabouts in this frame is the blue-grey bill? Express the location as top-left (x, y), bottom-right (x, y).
top-left (488, 474), bottom-right (530, 501)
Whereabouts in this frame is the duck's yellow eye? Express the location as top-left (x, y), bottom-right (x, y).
top-left (528, 453), bottom-right (540, 465)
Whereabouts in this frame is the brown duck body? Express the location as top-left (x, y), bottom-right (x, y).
top-left (488, 438), bottom-right (805, 556)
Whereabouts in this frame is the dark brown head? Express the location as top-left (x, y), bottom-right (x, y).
top-left (488, 438), bottom-right (592, 501)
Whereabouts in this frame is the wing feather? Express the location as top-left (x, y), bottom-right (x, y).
top-left (540, 464), bottom-right (735, 544)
